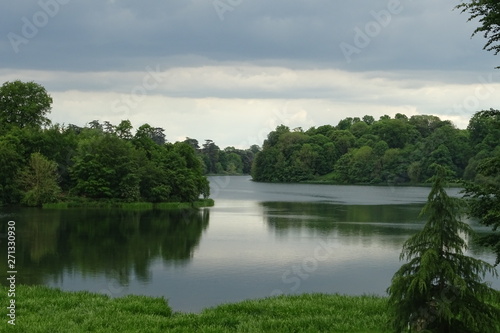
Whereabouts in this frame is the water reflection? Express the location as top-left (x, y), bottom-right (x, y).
top-left (263, 201), bottom-right (424, 238)
top-left (0, 208), bottom-right (209, 286)
top-left (261, 201), bottom-right (496, 258)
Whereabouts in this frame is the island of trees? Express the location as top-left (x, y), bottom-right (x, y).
top-left (0, 80), bottom-right (214, 207)
top-left (251, 111), bottom-right (500, 185)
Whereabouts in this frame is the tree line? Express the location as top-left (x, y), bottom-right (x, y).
top-left (183, 138), bottom-right (260, 175)
top-left (251, 112), bottom-right (500, 185)
top-left (0, 81), bottom-right (213, 206)
top-left (0, 80), bottom-right (262, 207)
top-left (0, 118), bottom-right (212, 206)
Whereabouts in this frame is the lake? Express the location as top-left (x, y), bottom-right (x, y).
top-left (1, 175), bottom-right (498, 313)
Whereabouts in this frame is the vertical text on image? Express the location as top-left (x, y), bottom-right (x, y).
top-left (6, 220), bottom-right (17, 326)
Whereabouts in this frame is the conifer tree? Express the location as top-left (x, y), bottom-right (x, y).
top-left (387, 165), bottom-right (500, 332)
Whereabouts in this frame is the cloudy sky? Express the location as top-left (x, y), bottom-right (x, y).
top-left (2, 0), bottom-right (500, 148)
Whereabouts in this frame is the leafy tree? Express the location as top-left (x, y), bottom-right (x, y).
top-left (333, 153), bottom-right (353, 183)
top-left (457, 0), bottom-right (500, 63)
top-left (381, 148), bottom-right (408, 184)
top-left (252, 146), bottom-right (281, 182)
top-left (173, 141), bottom-right (210, 200)
top-left (362, 115), bottom-right (375, 125)
top-left (317, 142), bottom-right (337, 175)
top-left (249, 144), bottom-right (261, 154)
top-left (409, 115), bottom-right (447, 138)
top-left (350, 121), bottom-right (369, 138)
top-left (0, 80), bottom-right (52, 131)
top-left (462, 110), bottom-right (500, 265)
top-left (88, 120), bottom-right (103, 131)
top-left (337, 117), bottom-right (355, 130)
top-left (467, 109), bottom-right (500, 149)
top-left (202, 139), bottom-right (220, 174)
top-left (289, 143), bottom-right (319, 181)
top-left (225, 152), bottom-right (244, 174)
top-left (103, 121), bottom-right (115, 134)
top-left (463, 155), bottom-right (500, 266)
top-left (423, 144), bottom-right (456, 180)
top-left (264, 124), bottom-right (290, 148)
top-left (387, 165), bottom-right (500, 332)
top-left (70, 133), bottom-right (140, 200)
top-left (0, 138), bottom-right (24, 205)
top-left (183, 137), bottom-right (200, 151)
top-left (395, 113), bottom-right (408, 121)
top-left (373, 140), bottom-right (389, 156)
top-left (238, 149), bottom-right (255, 174)
top-left (17, 152), bottom-right (61, 206)
top-left (279, 131), bottom-right (308, 159)
top-left (135, 124), bottom-right (166, 145)
top-left (370, 118), bottom-right (416, 149)
top-left (115, 120), bottom-right (133, 140)
top-left (408, 161), bottom-right (423, 184)
top-left (329, 130), bottom-right (356, 155)
top-left (348, 146), bottom-right (378, 183)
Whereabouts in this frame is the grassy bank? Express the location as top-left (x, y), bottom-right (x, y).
top-left (42, 199), bottom-right (215, 210)
top-left (1, 285), bottom-right (390, 332)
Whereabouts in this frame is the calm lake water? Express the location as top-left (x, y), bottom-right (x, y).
top-left (1, 176), bottom-right (498, 312)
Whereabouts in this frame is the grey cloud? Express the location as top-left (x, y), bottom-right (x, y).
top-left (1, 0), bottom-right (496, 73)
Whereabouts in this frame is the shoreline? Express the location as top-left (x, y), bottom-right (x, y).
top-left (41, 198), bottom-right (215, 210)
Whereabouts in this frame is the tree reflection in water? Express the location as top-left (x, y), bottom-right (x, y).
top-left (0, 207), bottom-right (209, 286)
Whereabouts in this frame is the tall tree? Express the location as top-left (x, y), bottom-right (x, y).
top-left (202, 139), bottom-right (220, 174)
top-left (115, 120), bottom-right (133, 140)
top-left (463, 156), bottom-right (500, 266)
top-left (462, 109), bottom-right (500, 265)
top-left (17, 152), bottom-right (61, 206)
top-left (387, 165), bottom-right (500, 332)
top-left (457, 0), bottom-right (500, 64)
top-left (70, 133), bottom-right (140, 200)
top-left (0, 80), bottom-right (52, 131)
top-left (0, 138), bottom-right (24, 205)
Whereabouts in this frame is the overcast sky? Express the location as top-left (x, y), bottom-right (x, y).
top-left (2, 0), bottom-right (500, 148)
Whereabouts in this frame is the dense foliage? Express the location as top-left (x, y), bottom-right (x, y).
top-left (462, 109), bottom-right (500, 265)
top-left (0, 119), bottom-right (210, 206)
top-left (0, 81), bottom-right (210, 206)
top-left (387, 165), bottom-right (500, 333)
top-left (457, 0), bottom-right (500, 63)
top-left (0, 80), bottom-right (52, 130)
top-left (183, 138), bottom-right (259, 175)
top-left (252, 112), bottom-right (499, 185)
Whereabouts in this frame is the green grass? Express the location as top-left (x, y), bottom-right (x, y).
top-left (42, 202), bottom-right (69, 209)
top-left (42, 199), bottom-right (214, 210)
top-left (121, 202), bottom-right (154, 210)
top-left (1, 285), bottom-right (390, 333)
top-left (155, 199), bottom-right (215, 209)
